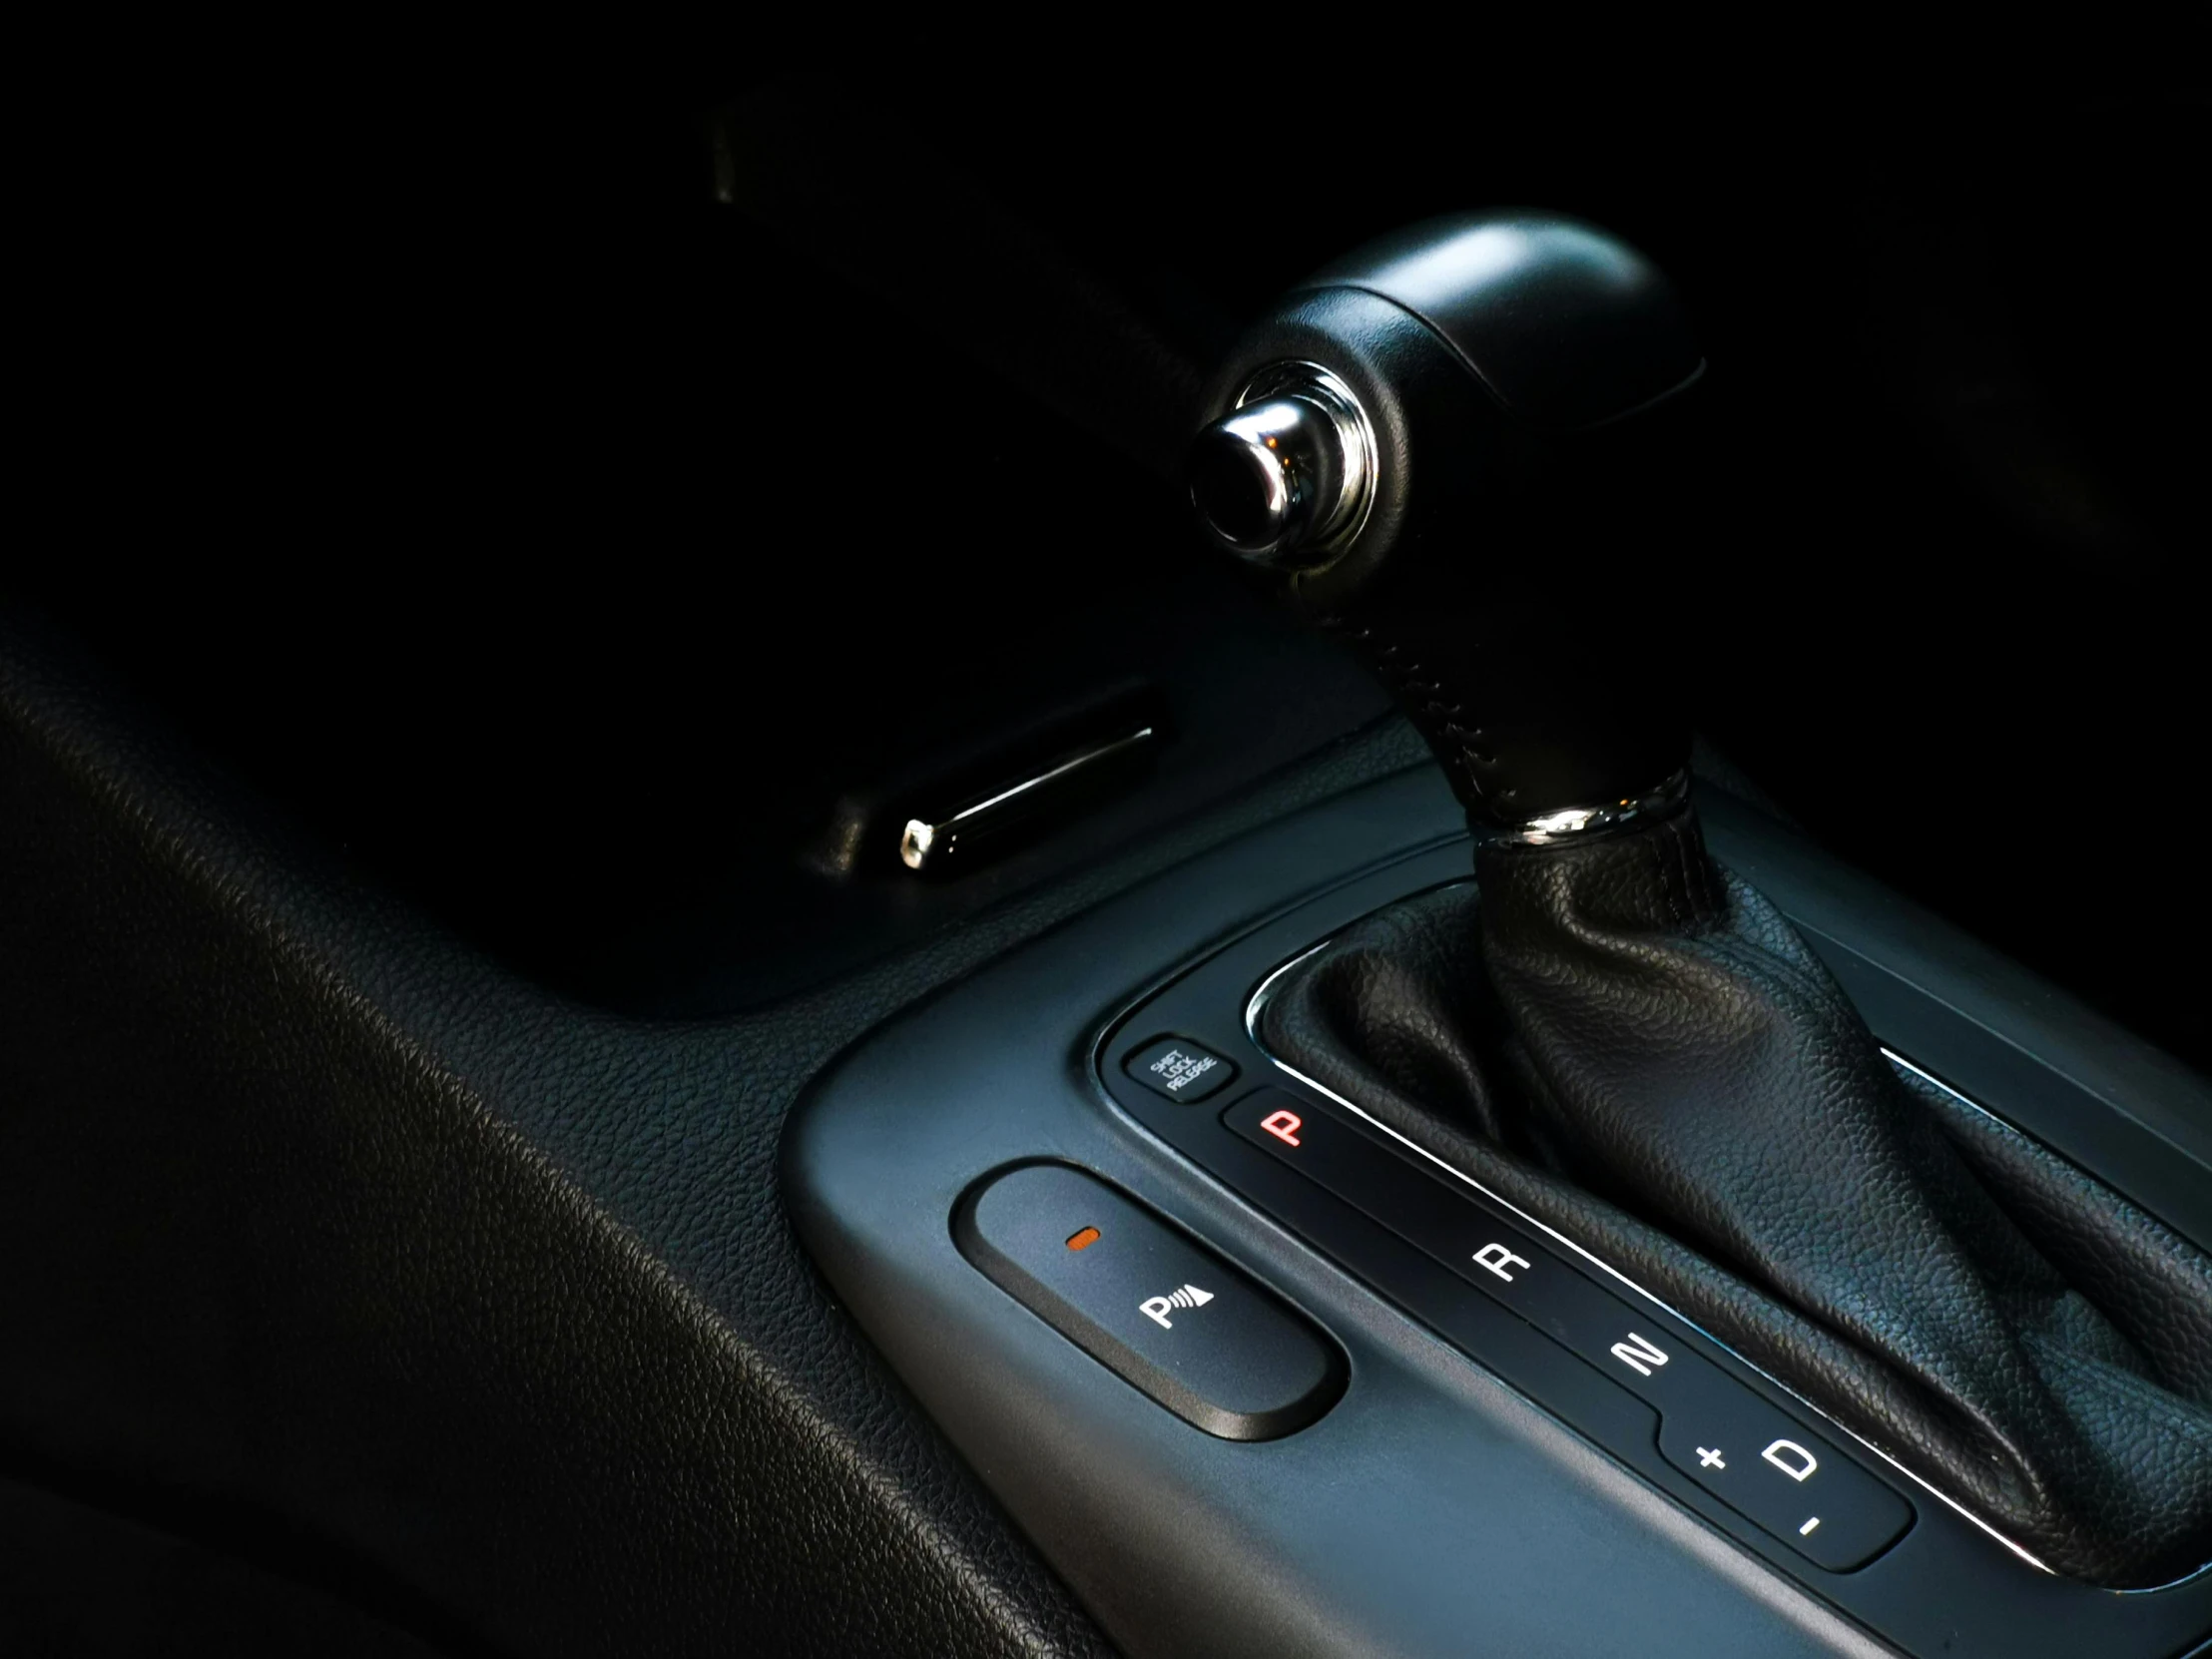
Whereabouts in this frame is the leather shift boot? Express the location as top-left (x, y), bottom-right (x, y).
top-left (1259, 806), bottom-right (2212, 1586)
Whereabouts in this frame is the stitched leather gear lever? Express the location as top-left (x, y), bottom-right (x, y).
top-left (1188, 214), bottom-right (1705, 828)
top-left (1196, 214), bottom-right (2212, 1585)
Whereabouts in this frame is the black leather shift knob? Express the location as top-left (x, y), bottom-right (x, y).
top-left (1188, 213), bottom-right (1703, 828)
top-left (1189, 214), bottom-right (1703, 597)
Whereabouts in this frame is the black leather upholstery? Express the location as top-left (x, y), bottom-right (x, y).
top-left (0, 613), bottom-right (1433, 1654)
top-left (1261, 806), bottom-right (2212, 1587)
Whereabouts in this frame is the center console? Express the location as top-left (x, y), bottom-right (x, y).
top-left (786, 209), bottom-right (2212, 1658)
top-left (785, 765), bottom-right (2212, 1657)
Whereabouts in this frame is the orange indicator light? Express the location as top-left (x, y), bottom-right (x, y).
top-left (1066, 1226), bottom-right (1101, 1252)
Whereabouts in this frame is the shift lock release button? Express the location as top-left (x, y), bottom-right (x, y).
top-left (1124, 1035), bottom-right (1238, 1102)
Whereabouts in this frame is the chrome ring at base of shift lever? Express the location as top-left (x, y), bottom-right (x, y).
top-left (1508, 769), bottom-right (1690, 844)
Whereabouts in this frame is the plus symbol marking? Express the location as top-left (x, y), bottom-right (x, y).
top-left (1697, 1446), bottom-right (1727, 1469)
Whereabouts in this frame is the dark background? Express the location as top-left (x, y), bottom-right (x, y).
top-left (19, 71), bottom-right (2206, 1067)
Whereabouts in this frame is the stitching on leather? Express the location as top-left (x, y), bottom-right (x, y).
top-left (1663, 816), bottom-right (1692, 922)
top-left (1338, 621), bottom-right (1494, 810)
top-left (1682, 817), bottom-right (1722, 922)
top-left (1642, 823), bottom-right (1684, 928)
top-left (1660, 814), bottom-right (1723, 926)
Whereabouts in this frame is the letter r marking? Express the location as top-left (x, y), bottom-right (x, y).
top-left (1473, 1243), bottom-right (1533, 1283)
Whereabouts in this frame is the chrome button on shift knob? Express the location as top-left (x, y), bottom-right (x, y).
top-left (1185, 363), bottom-right (1376, 569)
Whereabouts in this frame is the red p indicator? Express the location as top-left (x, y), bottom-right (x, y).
top-left (1261, 1108), bottom-right (1304, 1147)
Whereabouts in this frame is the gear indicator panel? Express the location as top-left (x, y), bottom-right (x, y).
top-left (1221, 1089), bottom-right (1911, 1569)
top-left (1094, 893), bottom-right (1932, 1588)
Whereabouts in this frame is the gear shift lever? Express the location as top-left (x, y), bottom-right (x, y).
top-left (1192, 214), bottom-right (2212, 1588)
top-left (1190, 214), bottom-right (1703, 832)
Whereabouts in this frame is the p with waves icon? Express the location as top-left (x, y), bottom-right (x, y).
top-left (1138, 1283), bottom-right (1215, 1329)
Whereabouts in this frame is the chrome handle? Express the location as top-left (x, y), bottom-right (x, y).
top-left (1185, 363), bottom-right (1376, 570)
top-left (899, 725), bottom-right (1157, 872)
